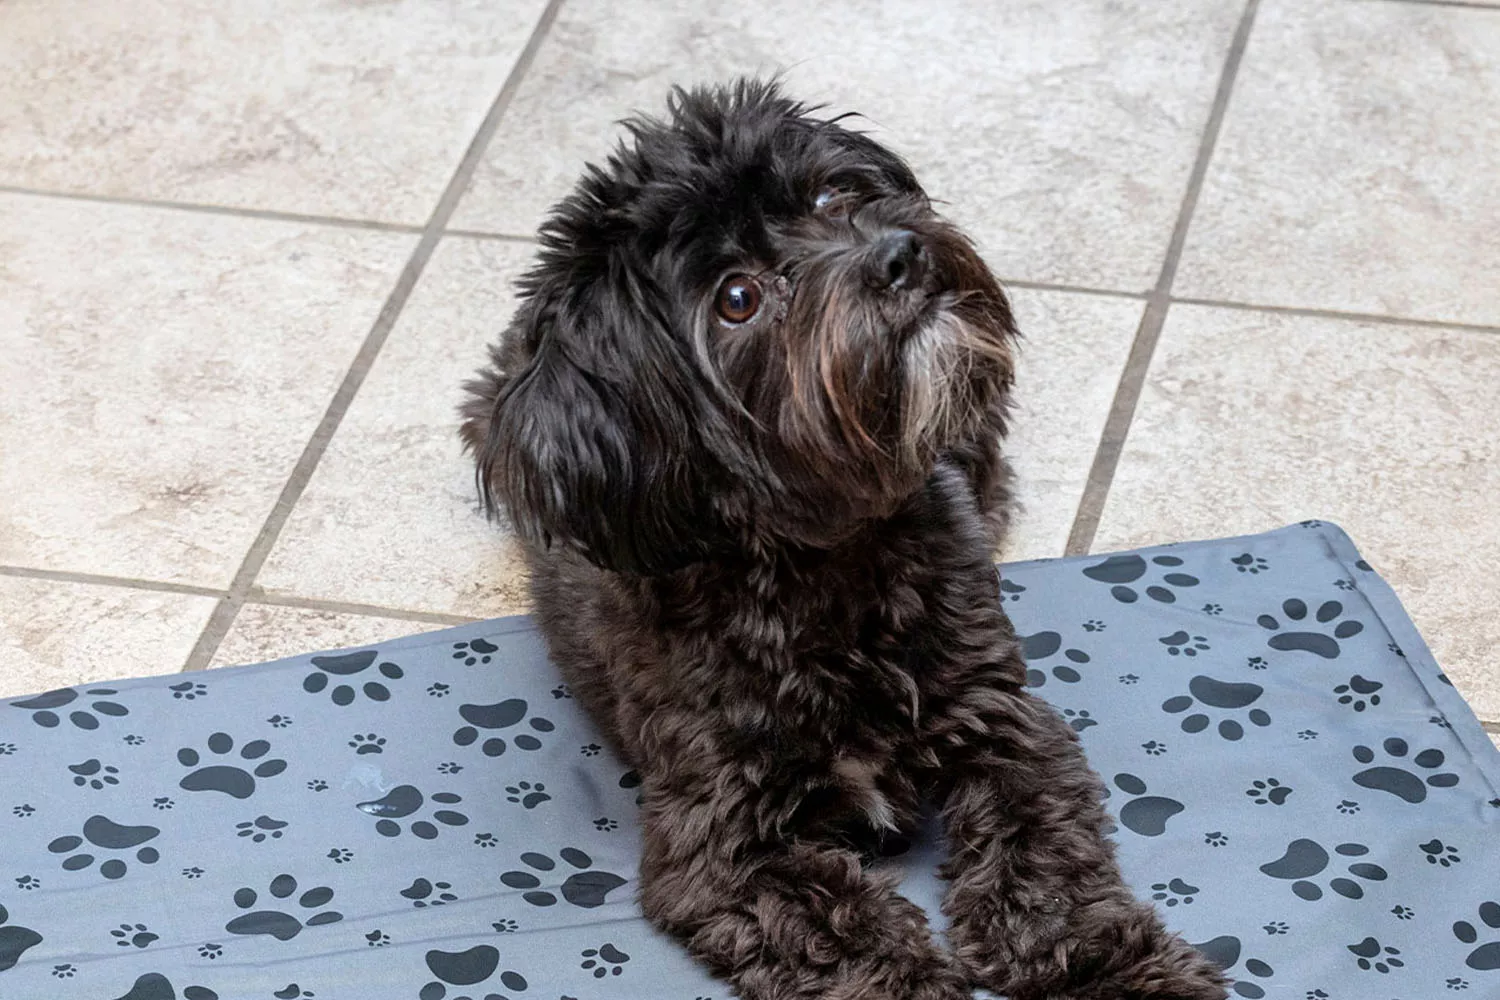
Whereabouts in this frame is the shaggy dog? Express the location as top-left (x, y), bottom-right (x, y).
top-left (461, 79), bottom-right (1225, 1000)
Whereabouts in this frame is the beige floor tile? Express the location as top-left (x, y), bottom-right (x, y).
top-left (1001, 291), bottom-right (1143, 563)
top-left (0, 0), bottom-right (549, 223)
top-left (1094, 304), bottom-right (1500, 720)
top-left (258, 237), bottom-right (533, 617)
top-left (211, 604), bottom-right (433, 669)
top-left (0, 193), bottom-right (414, 586)
top-left (0, 577), bottom-right (215, 698)
top-left (451, 0), bottom-right (1243, 291)
top-left (1177, 0), bottom-right (1500, 325)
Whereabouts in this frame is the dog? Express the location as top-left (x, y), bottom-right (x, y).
top-left (461, 79), bottom-right (1226, 1000)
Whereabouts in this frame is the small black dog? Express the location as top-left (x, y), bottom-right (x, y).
top-left (462, 79), bottom-right (1225, 1000)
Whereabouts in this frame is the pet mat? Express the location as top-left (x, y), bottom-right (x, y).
top-left (1, 522), bottom-right (1498, 1000)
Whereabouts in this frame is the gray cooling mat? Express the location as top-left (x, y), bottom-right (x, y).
top-left (2, 522), bottom-right (1498, 1000)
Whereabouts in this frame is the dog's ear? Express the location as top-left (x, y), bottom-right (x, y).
top-left (461, 289), bottom-right (727, 577)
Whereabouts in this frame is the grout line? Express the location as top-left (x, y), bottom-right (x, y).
top-left (247, 590), bottom-right (483, 627)
top-left (442, 228), bottom-right (540, 245)
top-left (1363, 0), bottom-right (1500, 11)
top-left (1064, 0), bottom-right (1260, 557)
top-left (1483, 720), bottom-right (1500, 735)
top-left (0, 183), bottom-right (425, 235)
top-left (1171, 295), bottom-right (1500, 336)
top-left (0, 564), bottom-right (225, 599)
top-left (999, 278), bottom-right (1148, 301)
top-left (178, 0), bottom-right (566, 672)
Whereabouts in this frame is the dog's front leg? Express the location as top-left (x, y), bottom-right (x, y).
top-left (639, 778), bottom-right (967, 1000)
top-left (936, 686), bottom-right (1226, 1000)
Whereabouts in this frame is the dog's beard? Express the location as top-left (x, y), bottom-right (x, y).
top-left (897, 302), bottom-right (1011, 467)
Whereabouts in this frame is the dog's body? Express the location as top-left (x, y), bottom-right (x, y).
top-left (462, 80), bottom-right (1225, 1000)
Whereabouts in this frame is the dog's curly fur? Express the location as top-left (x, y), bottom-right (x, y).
top-left (461, 79), bottom-right (1226, 1000)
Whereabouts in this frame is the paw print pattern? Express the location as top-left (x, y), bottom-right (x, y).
top-left (1151, 878), bottom-right (1198, 907)
top-left (111, 923), bottom-right (157, 948)
top-left (999, 578), bottom-right (1025, 603)
top-left (235, 815), bottom-right (288, 842)
top-left (1263, 922), bottom-right (1288, 936)
top-left (1083, 554), bottom-right (1199, 604)
top-left (1337, 800), bottom-right (1360, 814)
top-left (366, 930), bottom-right (390, 947)
top-left (1081, 619), bottom-right (1106, 632)
top-left (1258, 599), bottom-right (1363, 659)
top-left (1020, 631), bottom-right (1091, 687)
top-left (356, 784), bottom-right (468, 839)
top-left (48, 815), bottom-right (160, 879)
top-left (1162, 676), bottom-right (1271, 741)
top-left (1391, 905), bottom-right (1415, 920)
top-left (1351, 738), bottom-right (1459, 803)
top-left (1205, 831), bottom-right (1229, 847)
top-left (1193, 934), bottom-right (1276, 999)
top-left (1061, 708), bottom-right (1095, 732)
top-left (303, 650), bottom-right (403, 705)
top-left (1160, 632), bottom-right (1210, 657)
top-left (327, 848), bottom-right (353, 864)
top-left (1334, 675), bottom-right (1382, 712)
top-left (581, 943), bottom-right (629, 978)
top-left (1232, 553), bottom-right (1269, 574)
top-left (11, 687), bottom-right (128, 730)
top-left (453, 699), bottom-right (555, 757)
top-left (1260, 839), bottom-right (1388, 900)
top-left (1347, 936), bottom-right (1403, 973)
top-left (421, 945), bottom-right (527, 1000)
top-left (169, 681), bottom-right (207, 701)
top-left (177, 732), bottom-right (287, 799)
top-left (1108, 774), bottom-right (1184, 837)
top-left (505, 781), bottom-right (550, 808)
top-left (226, 874), bottom-right (342, 941)
top-left (1142, 741), bottom-right (1167, 756)
top-left (451, 639), bottom-right (498, 666)
top-left (401, 878), bottom-right (457, 908)
top-left (15, 875), bottom-right (40, 890)
top-left (1246, 778), bottom-right (1292, 805)
top-left (69, 758), bottom-right (120, 789)
top-left (500, 848), bottom-right (628, 908)
top-left (1453, 900), bottom-right (1500, 971)
top-left (594, 817), bottom-right (619, 832)
top-left (349, 733), bottom-right (386, 755)
top-left (1421, 839), bottom-right (1461, 867)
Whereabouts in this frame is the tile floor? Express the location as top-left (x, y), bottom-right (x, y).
top-left (1, 0), bottom-right (1496, 748)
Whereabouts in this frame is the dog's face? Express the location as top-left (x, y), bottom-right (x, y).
top-left (462, 79), bottom-right (1017, 574)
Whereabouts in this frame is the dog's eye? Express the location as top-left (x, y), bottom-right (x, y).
top-left (814, 186), bottom-right (848, 215)
top-left (715, 275), bottom-right (762, 324)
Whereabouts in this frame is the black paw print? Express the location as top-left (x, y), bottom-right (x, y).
top-left (1083, 553), bottom-right (1199, 604)
top-left (474, 833), bottom-right (498, 848)
top-left (235, 815), bottom-right (288, 843)
top-left (123, 734), bottom-right (145, 746)
top-left (1118, 674), bottom-right (1139, 685)
top-left (451, 638), bottom-right (498, 666)
top-left (552, 684), bottom-right (572, 699)
top-left (500, 848), bottom-right (628, 908)
top-left (266, 714), bottom-right (293, 729)
top-left (1297, 729), bottom-right (1318, 741)
top-left (1337, 799), bottom-right (1360, 814)
top-left (226, 874), bottom-right (342, 941)
top-left (152, 796), bottom-right (173, 811)
top-left (594, 817), bottom-right (619, 832)
top-left (1160, 631), bottom-right (1210, 657)
top-left (1334, 674), bottom-right (1382, 712)
top-left (1192, 934), bottom-right (1276, 999)
top-left (1421, 838), bottom-right (1460, 867)
top-left (492, 918), bottom-right (518, 933)
top-left (1258, 599), bottom-right (1363, 659)
top-left (1081, 619), bottom-right (1106, 632)
top-left (422, 945), bottom-right (527, 1000)
top-left (1108, 774), bottom-right (1184, 837)
top-left (580, 744), bottom-right (602, 757)
top-left (1453, 900), bottom-right (1500, 971)
top-left (48, 814), bottom-right (160, 879)
top-left (437, 762), bottom-right (463, 775)
top-left (326, 848), bottom-right (353, 864)
top-left (1061, 708), bottom-right (1095, 732)
top-left (357, 784), bottom-right (468, 839)
top-left (1391, 905), bottom-right (1415, 920)
top-left (453, 699), bottom-right (555, 756)
top-left (1246, 778), bottom-right (1292, 805)
top-left (428, 683), bottom-right (450, 697)
top-left (1162, 675), bottom-right (1271, 740)
top-left (349, 733), bottom-right (386, 755)
top-left (1351, 738), bottom-right (1459, 803)
top-left (1020, 631), bottom-right (1092, 687)
top-left (182, 866), bottom-right (205, 879)
top-left (1333, 578), bottom-right (1355, 591)
top-left (11, 686), bottom-right (128, 730)
top-left (999, 578), bottom-right (1026, 602)
top-left (1263, 922), bottom-right (1288, 936)
top-left (0, 741), bottom-right (15, 756)
top-left (1449, 977), bottom-right (1470, 990)
top-left (15, 875), bottom-right (40, 891)
top-left (1142, 740), bottom-right (1167, 757)
top-left (306, 779), bottom-right (328, 792)
top-left (51, 964), bottom-right (75, 979)
top-left (505, 781), bottom-right (550, 808)
top-left (366, 930), bottom-right (390, 947)
top-left (1232, 553), bottom-right (1269, 574)
top-left (1205, 831), bottom-right (1229, 847)
top-left (69, 758), bottom-right (120, 789)
top-left (1246, 656), bottom-right (1267, 670)
top-left (274, 983), bottom-right (314, 999)
top-left (401, 877), bottom-right (457, 908)
top-left (1202, 603), bottom-right (1222, 616)
top-left (303, 650), bottom-right (403, 705)
top-left (169, 681), bottom-right (208, 701)
top-left (12, 804), bottom-right (34, 818)
top-left (581, 943), bottom-right (629, 978)
top-left (1260, 838), bottom-right (1387, 900)
top-left (0, 902), bottom-right (43, 973)
top-left (1348, 936), bottom-right (1403, 973)
top-left (1150, 878), bottom-right (1198, 907)
top-left (177, 732), bottom-right (287, 799)
top-left (111, 923), bottom-right (157, 948)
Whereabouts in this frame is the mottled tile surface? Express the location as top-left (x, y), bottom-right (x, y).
top-left (0, 194), bottom-right (414, 586)
top-left (211, 603), bottom-right (437, 669)
top-left (1001, 291), bottom-right (1144, 563)
top-left (452, 0), bottom-right (1243, 291)
top-left (1177, 0), bottom-right (1500, 325)
top-left (258, 237), bottom-right (533, 617)
top-left (1094, 305), bottom-right (1500, 720)
top-left (0, 0), bottom-right (549, 222)
top-left (0, 577), bottom-right (215, 698)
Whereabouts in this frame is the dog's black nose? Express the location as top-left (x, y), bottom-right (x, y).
top-left (865, 230), bottom-right (926, 291)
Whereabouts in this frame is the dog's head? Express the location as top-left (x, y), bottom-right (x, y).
top-left (462, 78), bottom-right (1017, 575)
